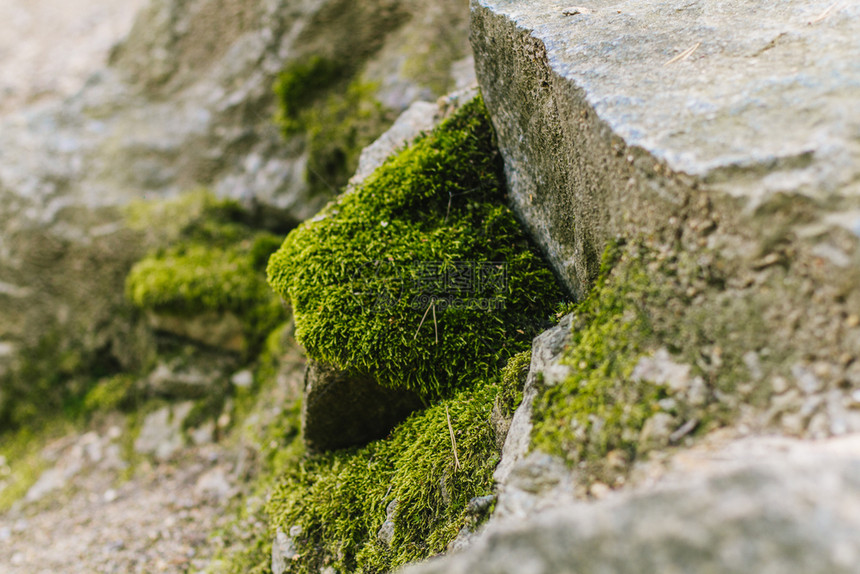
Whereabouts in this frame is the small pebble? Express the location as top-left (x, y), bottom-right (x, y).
top-left (589, 482), bottom-right (610, 499)
top-left (772, 376), bottom-right (790, 394)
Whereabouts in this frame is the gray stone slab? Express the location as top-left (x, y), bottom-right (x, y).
top-left (477, 0), bottom-right (859, 197)
top-left (404, 435), bottom-right (860, 574)
top-left (471, 0), bottom-right (860, 298)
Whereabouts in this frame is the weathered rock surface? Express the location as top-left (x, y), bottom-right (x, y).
top-left (470, 14), bottom-right (860, 546)
top-left (134, 402), bottom-right (194, 461)
top-left (145, 311), bottom-right (248, 353)
top-left (271, 526), bottom-right (300, 574)
top-left (145, 353), bottom-right (232, 399)
top-left (472, 0), bottom-right (860, 299)
top-left (406, 436), bottom-right (860, 574)
top-left (301, 360), bottom-right (423, 452)
top-left (0, 0), bottom-right (147, 114)
top-left (470, 0), bottom-right (860, 453)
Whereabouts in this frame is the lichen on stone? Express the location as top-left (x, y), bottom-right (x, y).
top-left (267, 95), bottom-right (564, 399)
top-left (529, 239), bottom-right (758, 484)
top-left (531, 242), bottom-right (663, 476)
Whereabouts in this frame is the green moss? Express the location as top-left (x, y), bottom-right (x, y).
top-left (209, 328), bottom-right (304, 574)
top-left (303, 81), bottom-right (396, 198)
top-left (0, 329), bottom-right (123, 431)
top-left (127, 245), bottom-right (268, 315)
top-left (530, 240), bottom-right (756, 482)
top-left (531, 243), bottom-right (663, 472)
top-left (265, 380), bottom-right (501, 574)
top-left (275, 57), bottom-right (347, 135)
top-left (0, 423), bottom-right (70, 512)
top-left (251, 99), bottom-right (563, 569)
top-left (125, 191), bottom-right (287, 353)
top-left (498, 350), bottom-right (530, 418)
top-left (81, 374), bottom-right (138, 415)
top-left (125, 188), bottom-right (248, 244)
top-left (220, 399), bottom-right (304, 574)
top-left (274, 57), bottom-right (395, 199)
top-left (183, 392), bottom-right (229, 433)
top-left (267, 95), bottom-right (564, 399)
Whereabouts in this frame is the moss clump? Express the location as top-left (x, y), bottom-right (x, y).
top-left (265, 380), bottom-right (502, 574)
top-left (81, 374), bottom-right (139, 415)
top-left (304, 81), bottom-right (395, 198)
top-left (274, 57), bottom-right (396, 199)
top-left (531, 243), bottom-right (663, 472)
top-left (498, 349), bottom-right (530, 418)
top-left (125, 188), bottom-right (250, 244)
top-left (125, 191), bottom-right (286, 353)
top-left (275, 57), bottom-right (347, 135)
top-left (126, 244), bottom-right (279, 319)
top-left (267, 95), bottom-right (564, 399)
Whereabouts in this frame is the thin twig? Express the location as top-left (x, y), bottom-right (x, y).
top-left (444, 191), bottom-right (453, 223)
top-left (306, 164), bottom-right (338, 194)
top-left (413, 299), bottom-right (434, 340)
top-left (810, 2), bottom-right (839, 24)
top-left (443, 186), bottom-right (485, 224)
top-left (431, 299), bottom-right (438, 344)
top-left (445, 405), bottom-right (461, 470)
top-left (663, 41), bottom-right (701, 66)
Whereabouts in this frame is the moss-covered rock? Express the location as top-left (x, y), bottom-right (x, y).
top-left (125, 191), bottom-right (287, 355)
top-left (303, 81), bottom-right (396, 199)
top-left (274, 56), bottom-right (349, 135)
top-left (529, 240), bottom-right (757, 486)
top-left (267, 95), bottom-right (564, 399)
top-left (223, 95), bottom-right (567, 573)
top-left (265, 379), bottom-right (505, 574)
top-left (531, 243), bottom-right (663, 476)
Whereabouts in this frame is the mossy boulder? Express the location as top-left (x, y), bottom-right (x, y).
top-left (125, 191), bottom-right (287, 356)
top-left (267, 95), bottom-right (565, 449)
top-left (265, 378), bottom-right (506, 574)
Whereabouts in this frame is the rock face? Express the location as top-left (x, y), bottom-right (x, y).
top-left (399, 3), bottom-right (860, 570)
top-left (0, 0), bottom-right (474, 415)
top-left (0, 0), bottom-right (147, 114)
top-left (471, 0), bottom-right (860, 299)
top-left (492, 313), bottom-right (572, 487)
top-left (405, 444), bottom-right (860, 574)
top-left (301, 360), bottom-right (423, 452)
top-left (469, 0), bottom-right (860, 454)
